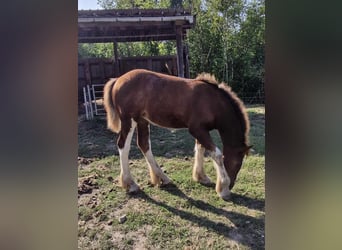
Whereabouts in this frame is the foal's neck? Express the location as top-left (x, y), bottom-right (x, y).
top-left (219, 126), bottom-right (246, 149)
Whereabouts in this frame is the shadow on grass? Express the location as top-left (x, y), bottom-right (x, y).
top-left (78, 110), bottom-right (265, 159)
top-left (230, 193), bottom-right (265, 211)
top-left (161, 183), bottom-right (264, 212)
top-left (130, 185), bottom-right (264, 249)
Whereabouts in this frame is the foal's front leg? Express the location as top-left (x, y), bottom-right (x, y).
top-left (209, 147), bottom-right (231, 200)
top-left (189, 127), bottom-right (231, 200)
top-left (193, 140), bottom-right (212, 185)
top-left (117, 120), bottom-right (139, 193)
top-left (137, 121), bottom-right (171, 186)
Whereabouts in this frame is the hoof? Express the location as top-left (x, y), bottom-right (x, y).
top-left (127, 182), bottom-right (140, 193)
top-left (160, 181), bottom-right (174, 188)
top-left (219, 193), bottom-right (231, 201)
top-left (216, 181), bottom-right (231, 200)
top-left (193, 174), bottom-right (213, 186)
top-left (149, 173), bottom-right (162, 187)
top-left (150, 174), bottom-right (171, 187)
top-left (161, 177), bottom-right (172, 186)
top-left (199, 177), bottom-right (213, 186)
top-left (218, 189), bottom-right (231, 201)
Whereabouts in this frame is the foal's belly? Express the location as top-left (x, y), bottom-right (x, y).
top-left (142, 113), bottom-right (187, 129)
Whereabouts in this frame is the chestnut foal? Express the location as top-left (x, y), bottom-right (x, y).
top-left (104, 69), bottom-right (251, 200)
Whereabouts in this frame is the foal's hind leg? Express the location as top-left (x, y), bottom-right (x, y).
top-left (189, 127), bottom-right (231, 200)
top-left (117, 119), bottom-right (139, 193)
top-left (137, 120), bottom-right (171, 187)
top-left (193, 140), bottom-right (212, 185)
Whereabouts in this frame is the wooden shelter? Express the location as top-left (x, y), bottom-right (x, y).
top-left (78, 9), bottom-right (195, 78)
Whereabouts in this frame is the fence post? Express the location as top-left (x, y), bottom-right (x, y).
top-left (92, 85), bottom-right (98, 115)
top-left (87, 85), bottom-right (94, 119)
top-left (83, 87), bottom-right (89, 120)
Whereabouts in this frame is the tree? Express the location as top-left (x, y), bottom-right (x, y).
top-left (228, 0), bottom-right (265, 97)
top-left (187, 9), bottom-right (225, 77)
top-left (97, 0), bottom-right (171, 9)
top-left (78, 43), bottom-right (113, 58)
top-left (170, 0), bottom-right (183, 8)
top-left (187, 0), bottom-right (264, 101)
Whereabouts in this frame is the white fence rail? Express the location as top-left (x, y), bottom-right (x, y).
top-left (83, 83), bottom-right (105, 120)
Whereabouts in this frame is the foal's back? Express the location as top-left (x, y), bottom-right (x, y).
top-left (113, 69), bottom-right (228, 129)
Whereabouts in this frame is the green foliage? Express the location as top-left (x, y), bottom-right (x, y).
top-left (170, 0), bottom-right (183, 8)
top-left (187, 9), bottom-right (226, 76)
top-left (188, 0), bottom-right (265, 100)
top-left (78, 43), bottom-right (113, 58)
top-left (117, 41), bottom-right (176, 57)
top-left (98, 0), bottom-right (171, 9)
top-left (228, 0), bottom-right (265, 97)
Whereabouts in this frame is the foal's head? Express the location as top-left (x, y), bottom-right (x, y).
top-left (215, 83), bottom-right (251, 190)
top-left (223, 145), bottom-right (252, 189)
top-left (196, 73), bottom-right (252, 191)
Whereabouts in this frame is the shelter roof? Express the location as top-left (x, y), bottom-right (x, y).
top-left (78, 9), bottom-right (195, 43)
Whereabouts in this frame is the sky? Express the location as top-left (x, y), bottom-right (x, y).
top-left (78, 0), bottom-right (256, 10)
top-left (78, 0), bottom-right (102, 10)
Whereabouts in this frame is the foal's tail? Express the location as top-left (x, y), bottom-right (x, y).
top-left (103, 78), bottom-right (121, 133)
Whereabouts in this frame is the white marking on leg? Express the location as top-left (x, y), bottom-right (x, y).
top-left (194, 143), bottom-right (205, 174)
top-left (119, 121), bottom-right (139, 192)
top-left (193, 142), bottom-right (211, 184)
top-left (210, 147), bottom-right (231, 199)
top-left (144, 138), bottom-right (171, 186)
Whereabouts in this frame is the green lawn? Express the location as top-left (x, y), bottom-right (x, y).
top-left (78, 105), bottom-right (265, 249)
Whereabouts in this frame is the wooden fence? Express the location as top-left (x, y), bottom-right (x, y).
top-left (78, 55), bottom-right (177, 102)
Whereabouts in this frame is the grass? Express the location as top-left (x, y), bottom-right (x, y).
top-left (78, 105), bottom-right (265, 249)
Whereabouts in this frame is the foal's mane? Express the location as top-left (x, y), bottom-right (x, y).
top-left (195, 73), bottom-right (218, 85)
top-left (195, 73), bottom-right (250, 145)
